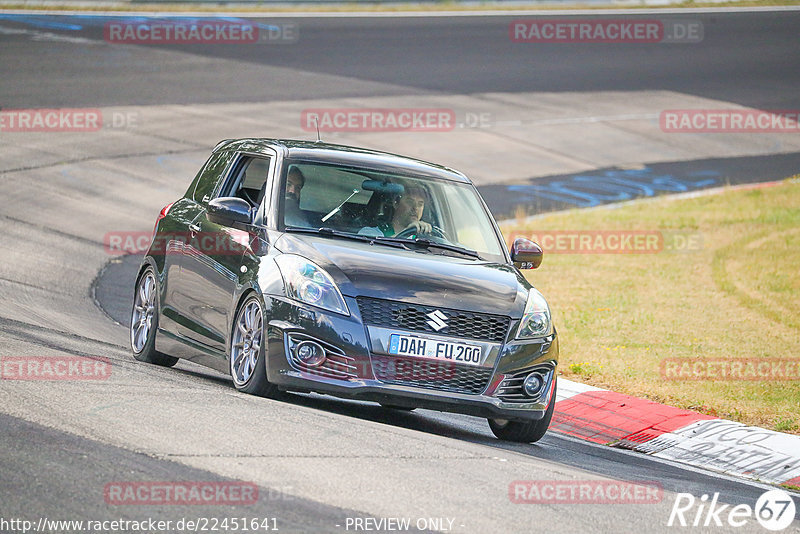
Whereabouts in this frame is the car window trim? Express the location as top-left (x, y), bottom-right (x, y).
top-left (191, 149), bottom-right (239, 205)
top-left (210, 149), bottom-right (278, 226)
top-left (190, 153), bottom-right (218, 203)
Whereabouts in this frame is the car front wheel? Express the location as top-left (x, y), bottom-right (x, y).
top-left (130, 267), bottom-right (178, 367)
top-left (488, 381), bottom-right (556, 443)
top-left (230, 295), bottom-right (279, 398)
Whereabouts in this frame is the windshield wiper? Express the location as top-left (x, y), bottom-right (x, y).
top-left (286, 227), bottom-right (480, 258)
top-left (374, 236), bottom-right (482, 259)
top-left (321, 189), bottom-right (360, 223)
top-left (284, 226), bottom-right (411, 250)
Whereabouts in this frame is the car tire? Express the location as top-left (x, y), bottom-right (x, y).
top-left (230, 295), bottom-right (279, 398)
top-left (487, 381), bottom-right (556, 443)
top-left (130, 267), bottom-right (179, 367)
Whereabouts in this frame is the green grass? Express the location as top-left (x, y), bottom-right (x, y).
top-left (774, 417), bottom-right (798, 433)
top-left (500, 177), bottom-right (800, 433)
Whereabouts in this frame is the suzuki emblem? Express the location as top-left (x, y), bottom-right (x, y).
top-left (426, 310), bottom-right (448, 331)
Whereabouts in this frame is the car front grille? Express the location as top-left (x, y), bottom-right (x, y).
top-left (356, 297), bottom-right (510, 343)
top-left (371, 354), bottom-right (493, 395)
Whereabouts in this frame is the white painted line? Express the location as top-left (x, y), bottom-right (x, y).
top-left (501, 179), bottom-right (790, 225)
top-left (553, 379), bottom-right (800, 485)
top-left (556, 377), bottom-right (605, 402)
top-left (551, 431), bottom-right (800, 495)
top-left (0, 23), bottom-right (97, 42)
top-left (530, 113), bottom-right (658, 126)
top-left (639, 419), bottom-right (800, 485)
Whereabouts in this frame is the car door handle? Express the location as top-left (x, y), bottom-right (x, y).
top-left (189, 223), bottom-right (200, 236)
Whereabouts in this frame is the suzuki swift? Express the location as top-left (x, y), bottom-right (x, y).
top-left (130, 138), bottom-right (558, 442)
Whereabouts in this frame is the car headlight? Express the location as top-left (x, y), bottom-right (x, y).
top-left (275, 255), bottom-right (350, 316)
top-left (516, 288), bottom-right (552, 339)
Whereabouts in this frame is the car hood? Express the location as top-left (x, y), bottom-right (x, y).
top-left (274, 233), bottom-right (531, 317)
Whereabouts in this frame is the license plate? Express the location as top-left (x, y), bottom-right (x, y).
top-left (388, 334), bottom-right (482, 366)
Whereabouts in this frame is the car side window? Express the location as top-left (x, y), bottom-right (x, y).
top-left (218, 155), bottom-right (272, 209)
top-left (192, 149), bottom-right (237, 204)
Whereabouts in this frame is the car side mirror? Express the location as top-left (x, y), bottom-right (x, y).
top-left (511, 237), bottom-right (543, 269)
top-left (207, 197), bottom-right (252, 226)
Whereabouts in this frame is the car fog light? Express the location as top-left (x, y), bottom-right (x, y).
top-left (295, 340), bottom-right (326, 367)
top-left (523, 373), bottom-right (546, 398)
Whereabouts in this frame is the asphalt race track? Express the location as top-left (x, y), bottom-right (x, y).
top-left (1, 10), bottom-right (799, 534)
top-left (1, 11), bottom-right (799, 108)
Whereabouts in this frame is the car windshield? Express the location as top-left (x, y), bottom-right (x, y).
top-left (280, 160), bottom-right (506, 262)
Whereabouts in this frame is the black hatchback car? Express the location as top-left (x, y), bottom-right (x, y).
top-left (131, 139), bottom-right (558, 442)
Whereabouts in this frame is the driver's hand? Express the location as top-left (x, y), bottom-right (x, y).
top-left (404, 221), bottom-right (432, 234)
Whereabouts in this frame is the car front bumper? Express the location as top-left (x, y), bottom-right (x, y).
top-left (263, 296), bottom-right (559, 422)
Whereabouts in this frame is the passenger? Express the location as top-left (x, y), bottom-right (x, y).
top-left (284, 167), bottom-right (309, 227)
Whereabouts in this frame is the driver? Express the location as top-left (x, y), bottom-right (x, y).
top-left (360, 185), bottom-right (432, 237)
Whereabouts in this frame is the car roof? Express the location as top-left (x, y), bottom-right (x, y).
top-left (213, 138), bottom-right (471, 184)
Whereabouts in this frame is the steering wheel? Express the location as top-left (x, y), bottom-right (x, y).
top-left (395, 224), bottom-right (448, 241)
